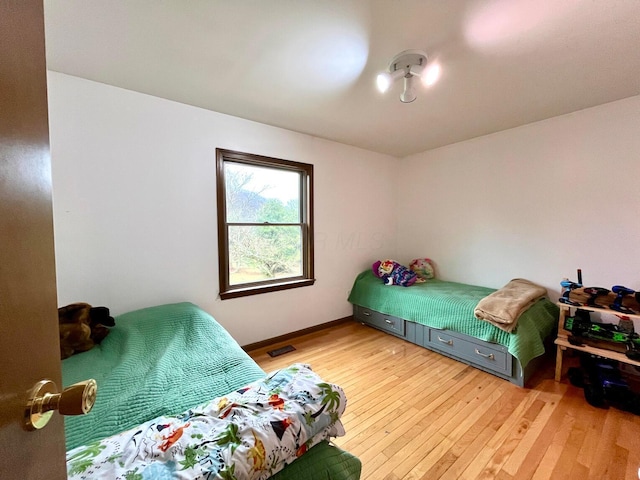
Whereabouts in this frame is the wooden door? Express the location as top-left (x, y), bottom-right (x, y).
top-left (0, 1), bottom-right (68, 479)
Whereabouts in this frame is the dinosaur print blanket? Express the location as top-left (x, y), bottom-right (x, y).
top-left (66, 364), bottom-right (347, 480)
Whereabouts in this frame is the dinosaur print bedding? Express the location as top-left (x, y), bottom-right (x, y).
top-left (66, 363), bottom-right (346, 480)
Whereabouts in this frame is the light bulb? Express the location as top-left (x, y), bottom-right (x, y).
top-left (421, 62), bottom-right (441, 87)
top-left (376, 72), bottom-right (392, 93)
top-left (400, 75), bottom-right (417, 103)
top-left (377, 68), bottom-right (406, 94)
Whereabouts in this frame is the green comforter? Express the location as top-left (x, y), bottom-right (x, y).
top-left (62, 302), bottom-right (265, 451)
top-left (348, 270), bottom-right (558, 367)
top-left (62, 302), bottom-right (361, 480)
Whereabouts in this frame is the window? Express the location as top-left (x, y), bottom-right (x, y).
top-left (216, 149), bottom-right (315, 299)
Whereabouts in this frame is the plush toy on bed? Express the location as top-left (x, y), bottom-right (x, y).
top-left (410, 258), bottom-right (435, 280)
top-left (372, 259), bottom-right (422, 287)
top-left (59, 302), bottom-right (115, 359)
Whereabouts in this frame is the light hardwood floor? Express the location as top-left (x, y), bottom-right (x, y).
top-left (248, 320), bottom-right (640, 480)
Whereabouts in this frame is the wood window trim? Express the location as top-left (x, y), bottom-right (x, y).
top-left (216, 148), bottom-right (315, 299)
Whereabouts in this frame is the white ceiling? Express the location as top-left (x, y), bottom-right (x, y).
top-left (44, 0), bottom-right (640, 158)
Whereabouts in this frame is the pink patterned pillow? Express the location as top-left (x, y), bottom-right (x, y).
top-left (410, 258), bottom-right (435, 279)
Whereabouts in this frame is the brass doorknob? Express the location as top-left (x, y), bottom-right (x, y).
top-left (25, 379), bottom-right (97, 430)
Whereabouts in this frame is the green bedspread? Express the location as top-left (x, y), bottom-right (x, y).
top-left (62, 302), bottom-right (361, 480)
top-left (348, 270), bottom-right (558, 367)
top-left (62, 302), bottom-right (265, 451)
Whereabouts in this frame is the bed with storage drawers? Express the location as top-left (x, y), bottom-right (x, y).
top-left (348, 270), bottom-right (559, 387)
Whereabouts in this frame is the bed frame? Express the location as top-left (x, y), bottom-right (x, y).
top-left (353, 304), bottom-right (547, 387)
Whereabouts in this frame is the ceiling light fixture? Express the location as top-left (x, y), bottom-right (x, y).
top-left (376, 49), bottom-right (441, 103)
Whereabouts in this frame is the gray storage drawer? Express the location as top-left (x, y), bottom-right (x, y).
top-left (351, 305), bottom-right (527, 386)
top-left (354, 305), bottom-right (405, 337)
top-left (405, 321), bottom-right (427, 347)
top-left (427, 329), bottom-right (512, 376)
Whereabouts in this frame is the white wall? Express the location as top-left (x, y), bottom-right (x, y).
top-left (47, 72), bottom-right (398, 345)
top-left (48, 72), bottom-right (640, 342)
top-left (397, 95), bottom-right (640, 298)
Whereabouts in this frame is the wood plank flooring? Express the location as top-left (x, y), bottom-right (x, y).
top-left (248, 320), bottom-right (640, 480)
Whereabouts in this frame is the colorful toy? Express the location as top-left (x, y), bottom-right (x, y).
top-left (564, 308), bottom-right (640, 359)
top-left (562, 286), bottom-right (640, 314)
top-left (409, 258), bottom-right (435, 280)
top-left (582, 287), bottom-right (613, 309)
top-left (558, 271), bottom-right (640, 314)
top-left (559, 269), bottom-right (584, 302)
top-left (611, 285), bottom-right (640, 314)
top-left (372, 259), bottom-right (419, 287)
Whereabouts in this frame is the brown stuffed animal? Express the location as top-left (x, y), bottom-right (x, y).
top-left (59, 302), bottom-right (115, 359)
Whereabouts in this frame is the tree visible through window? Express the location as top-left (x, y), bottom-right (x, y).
top-left (216, 149), bottom-right (314, 299)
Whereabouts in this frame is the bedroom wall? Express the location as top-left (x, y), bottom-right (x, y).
top-left (396, 95), bottom-right (640, 298)
top-left (47, 72), bottom-right (397, 346)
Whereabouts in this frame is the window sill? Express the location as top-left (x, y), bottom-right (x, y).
top-left (219, 278), bottom-right (316, 300)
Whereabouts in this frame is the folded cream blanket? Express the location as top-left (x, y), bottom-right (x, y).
top-left (474, 278), bottom-right (547, 333)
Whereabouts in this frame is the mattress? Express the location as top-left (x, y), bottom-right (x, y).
top-left (62, 302), bottom-right (361, 480)
top-left (348, 270), bottom-right (558, 367)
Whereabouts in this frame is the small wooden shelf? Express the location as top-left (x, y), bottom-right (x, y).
top-left (557, 302), bottom-right (640, 320)
top-left (555, 337), bottom-right (640, 366)
top-left (554, 303), bottom-right (640, 381)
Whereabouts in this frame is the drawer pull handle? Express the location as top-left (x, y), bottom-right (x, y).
top-left (475, 349), bottom-right (495, 360)
top-left (437, 336), bottom-right (453, 345)
top-left (362, 311), bottom-right (371, 316)
top-left (385, 319), bottom-right (393, 325)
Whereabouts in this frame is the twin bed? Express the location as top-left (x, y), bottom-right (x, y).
top-left (62, 302), bottom-right (361, 480)
top-left (348, 270), bottom-right (559, 387)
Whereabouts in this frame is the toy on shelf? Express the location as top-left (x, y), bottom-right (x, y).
top-left (563, 303), bottom-right (640, 361)
top-left (558, 270), bottom-right (640, 315)
top-left (565, 312), bottom-right (630, 352)
top-left (559, 270), bottom-right (583, 306)
top-left (611, 285), bottom-right (640, 314)
top-left (617, 314), bottom-right (635, 335)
